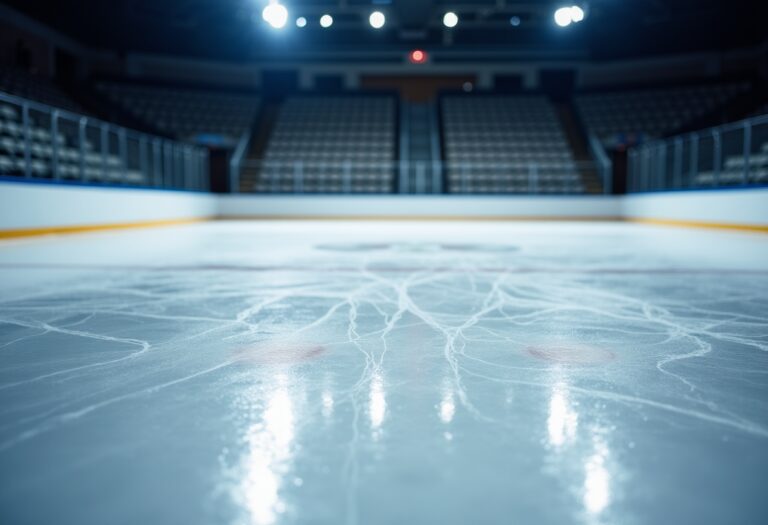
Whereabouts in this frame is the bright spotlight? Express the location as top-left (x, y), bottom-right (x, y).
top-left (320, 14), bottom-right (333, 28)
top-left (262, 2), bottom-right (289, 29)
top-left (570, 5), bottom-right (585, 23)
top-left (369, 11), bottom-right (386, 29)
top-left (554, 7), bottom-right (573, 27)
top-left (510, 16), bottom-right (521, 27)
top-left (443, 12), bottom-right (459, 28)
top-left (296, 17), bottom-right (307, 28)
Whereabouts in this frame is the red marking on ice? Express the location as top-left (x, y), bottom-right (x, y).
top-left (234, 343), bottom-right (326, 365)
top-left (526, 344), bottom-right (615, 365)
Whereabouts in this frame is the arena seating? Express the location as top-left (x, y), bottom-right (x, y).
top-left (694, 142), bottom-right (768, 186)
top-left (0, 98), bottom-right (144, 184)
top-left (752, 103), bottom-right (768, 117)
top-left (97, 82), bottom-right (259, 144)
top-left (441, 95), bottom-right (584, 194)
top-left (577, 82), bottom-right (750, 149)
top-left (254, 96), bottom-right (396, 193)
top-left (0, 67), bottom-right (83, 113)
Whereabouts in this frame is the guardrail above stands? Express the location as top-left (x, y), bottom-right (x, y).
top-left (627, 113), bottom-right (768, 192)
top-left (236, 159), bottom-right (601, 195)
top-left (0, 90), bottom-right (209, 191)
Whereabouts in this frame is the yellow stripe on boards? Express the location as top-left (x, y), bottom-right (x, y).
top-left (0, 218), bottom-right (212, 240)
top-left (3, 216), bottom-right (766, 239)
top-left (629, 218), bottom-right (768, 234)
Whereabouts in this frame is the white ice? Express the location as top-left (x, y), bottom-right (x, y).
top-left (0, 221), bottom-right (767, 525)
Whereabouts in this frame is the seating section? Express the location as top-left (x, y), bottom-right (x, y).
top-left (0, 68), bottom-right (83, 113)
top-left (0, 99), bottom-right (144, 183)
top-left (97, 83), bottom-right (259, 144)
top-left (577, 82), bottom-right (750, 149)
top-left (255, 96), bottom-right (396, 193)
top-left (695, 142), bottom-right (768, 186)
top-left (442, 96), bottom-right (583, 194)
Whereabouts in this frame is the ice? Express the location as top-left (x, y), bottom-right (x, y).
top-left (0, 221), bottom-right (767, 525)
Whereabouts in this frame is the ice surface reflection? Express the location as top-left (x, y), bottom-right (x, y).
top-left (583, 435), bottom-right (611, 516)
top-left (0, 221), bottom-right (767, 525)
top-left (544, 370), bottom-right (617, 522)
top-left (235, 375), bottom-right (297, 525)
top-left (547, 380), bottom-right (579, 448)
top-left (369, 373), bottom-right (386, 435)
top-left (322, 390), bottom-right (334, 419)
top-left (439, 378), bottom-right (456, 425)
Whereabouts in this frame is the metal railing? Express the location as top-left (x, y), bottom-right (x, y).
top-left (237, 159), bottom-right (599, 195)
top-left (228, 122), bottom-right (254, 193)
top-left (0, 91), bottom-right (209, 191)
top-left (627, 113), bottom-right (768, 192)
top-left (588, 132), bottom-right (613, 194)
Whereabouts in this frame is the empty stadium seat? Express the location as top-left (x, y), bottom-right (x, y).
top-left (577, 82), bottom-right (750, 149)
top-left (0, 67), bottom-right (84, 113)
top-left (695, 141), bottom-right (768, 186)
top-left (752, 103), bottom-right (768, 117)
top-left (253, 96), bottom-right (396, 194)
top-left (441, 95), bottom-right (584, 194)
top-left (0, 95), bottom-right (189, 186)
top-left (97, 82), bottom-right (259, 145)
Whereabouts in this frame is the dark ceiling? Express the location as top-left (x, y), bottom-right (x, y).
top-left (4, 0), bottom-right (767, 62)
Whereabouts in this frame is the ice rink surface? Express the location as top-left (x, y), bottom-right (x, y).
top-left (0, 220), bottom-right (767, 525)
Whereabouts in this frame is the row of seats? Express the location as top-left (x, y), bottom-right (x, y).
top-left (448, 184), bottom-right (585, 194)
top-left (0, 97), bottom-right (145, 184)
top-left (443, 147), bottom-right (573, 156)
top-left (258, 173), bottom-right (393, 182)
top-left (254, 182), bottom-right (393, 194)
top-left (577, 82), bottom-right (750, 148)
top-left (97, 82), bottom-right (259, 144)
top-left (752, 103), bottom-right (768, 117)
top-left (0, 67), bottom-right (83, 113)
top-left (442, 96), bottom-right (582, 193)
top-left (271, 131), bottom-right (393, 137)
top-left (253, 96), bottom-right (396, 193)
top-left (694, 142), bottom-right (768, 186)
top-left (451, 165), bottom-right (580, 175)
top-left (265, 142), bottom-right (394, 150)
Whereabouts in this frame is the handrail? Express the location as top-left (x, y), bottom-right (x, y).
top-left (0, 90), bottom-right (209, 191)
top-left (240, 159), bottom-right (597, 169)
top-left (0, 90), bottom-right (181, 146)
top-left (229, 126), bottom-right (253, 194)
top-left (588, 132), bottom-right (613, 194)
top-left (236, 158), bottom-right (596, 195)
top-left (638, 112), bottom-right (768, 150)
top-left (628, 110), bottom-right (768, 192)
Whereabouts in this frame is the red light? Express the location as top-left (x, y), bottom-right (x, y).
top-left (409, 49), bottom-right (428, 64)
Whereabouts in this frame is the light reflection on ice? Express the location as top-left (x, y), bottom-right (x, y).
top-left (236, 375), bottom-right (296, 525)
top-left (369, 373), bottom-right (386, 434)
top-left (439, 378), bottom-right (456, 424)
top-left (545, 372), bottom-right (615, 521)
top-left (547, 380), bottom-right (579, 448)
top-left (322, 390), bottom-right (335, 419)
top-left (1, 222), bottom-right (767, 524)
top-left (583, 435), bottom-right (611, 516)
